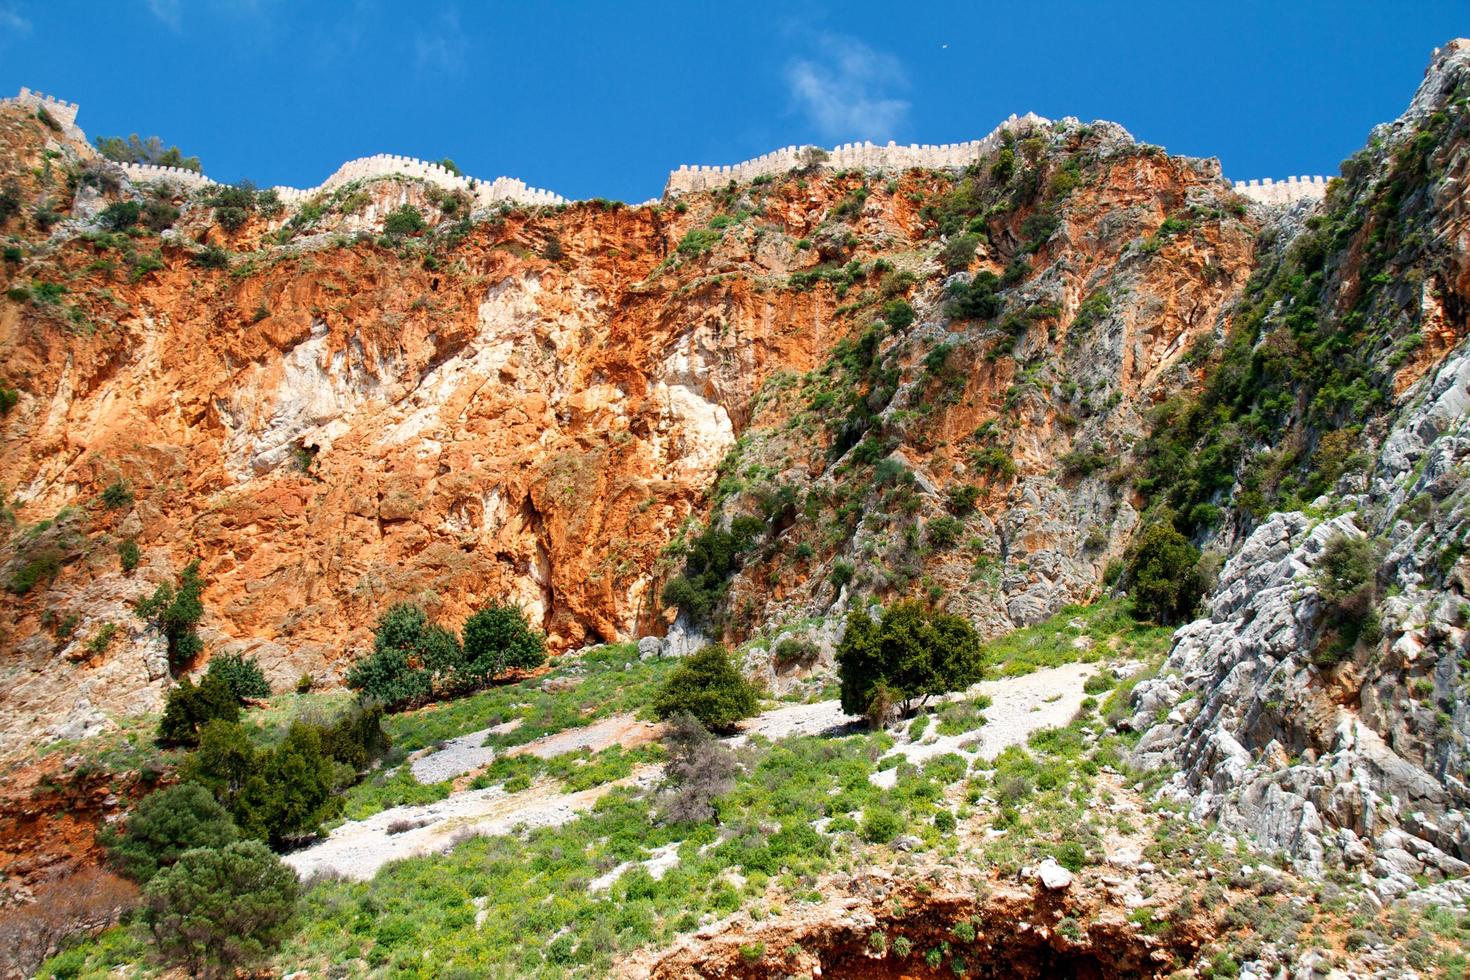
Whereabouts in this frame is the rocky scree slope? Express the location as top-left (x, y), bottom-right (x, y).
top-left (2, 97), bottom-right (1257, 755)
top-left (1129, 39), bottom-right (1470, 899)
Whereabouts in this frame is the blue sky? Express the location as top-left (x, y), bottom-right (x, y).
top-left (0, 1), bottom-right (1463, 202)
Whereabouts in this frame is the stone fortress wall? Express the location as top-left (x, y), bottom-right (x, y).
top-left (666, 110), bottom-right (1330, 209)
top-left (1231, 175), bottom-right (1328, 206)
top-left (0, 86), bottom-right (85, 142)
top-left (664, 113), bottom-right (1052, 196)
top-left (5, 87), bottom-right (1329, 213)
top-left (2, 88), bottom-right (566, 210)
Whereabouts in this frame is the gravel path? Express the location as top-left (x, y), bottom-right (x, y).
top-left (408, 718), bottom-right (521, 784)
top-left (871, 661), bottom-right (1098, 787)
top-left (284, 768), bottom-right (661, 881)
top-left (289, 662), bottom-right (1101, 881)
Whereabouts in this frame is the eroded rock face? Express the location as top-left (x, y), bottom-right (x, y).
top-left (1130, 343), bottom-right (1470, 892)
top-left (0, 99), bottom-right (1266, 757)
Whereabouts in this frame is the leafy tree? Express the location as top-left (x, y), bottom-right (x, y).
top-left (651, 645), bottom-right (758, 733)
top-left (233, 723), bottom-right (344, 846)
top-left (658, 712), bottom-right (736, 824)
top-left (1126, 522), bottom-right (1204, 624)
top-left (186, 720), bottom-right (347, 847)
top-left (143, 840), bottom-right (298, 979)
top-left (136, 560), bottom-right (206, 673)
top-left (345, 602), bottom-right (461, 711)
top-left (205, 652), bottom-right (270, 701)
top-left (660, 516), bottom-right (767, 624)
top-left (184, 720), bottom-right (257, 808)
top-left (156, 673), bottom-right (239, 747)
top-left (461, 601), bottom-right (546, 682)
top-left (383, 205), bottom-right (426, 237)
top-left (317, 703), bottom-right (391, 772)
top-left (94, 134), bottom-right (201, 172)
top-left (836, 600), bottom-right (984, 722)
top-left (102, 783), bottom-right (238, 883)
top-left (97, 200), bottom-right (141, 231)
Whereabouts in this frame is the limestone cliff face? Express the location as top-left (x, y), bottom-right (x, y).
top-left (1127, 39), bottom-right (1470, 895)
top-left (3, 42), bottom-right (1465, 768)
top-left (0, 103), bottom-right (1265, 755)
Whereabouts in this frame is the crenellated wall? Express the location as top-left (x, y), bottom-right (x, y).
top-left (664, 112), bottom-right (1054, 195)
top-left (3, 84), bottom-right (1332, 215)
top-left (0, 86), bottom-right (84, 141)
top-left (1231, 175), bottom-right (1329, 206)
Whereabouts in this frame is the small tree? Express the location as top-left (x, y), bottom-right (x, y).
top-left (97, 201), bottom-right (141, 232)
top-left (102, 783), bottom-right (238, 883)
top-left (1126, 522), bottom-right (1204, 624)
top-left (383, 205), bottom-right (426, 237)
top-left (651, 645), bottom-right (759, 734)
top-left (156, 673), bottom-right (240, 747)
top-left (658, 712), bottom-right (736, 824)
top-left (345, 602), bottom-right (462, 711)
top-left (137, 560), bottom-right (206, 674)
top-left (461, 601), bottom-right (546, 684)
top-left (836, 601), bottom-right (983, 722)
top-left (143, 840), bottom-right (298, 979)
top-left (232, 723), bottom-right (343, 846)
top-left (205, 652), bottom-right (270, 701)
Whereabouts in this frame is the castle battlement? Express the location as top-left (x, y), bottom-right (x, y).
top-left (1, 86), bottom-right (84, 139)
top-left (664, 112), bottom-right (1054, 195)
top-left (1231, 175), bottom-right (1329, 206)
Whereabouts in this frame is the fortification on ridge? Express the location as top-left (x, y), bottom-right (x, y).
top-left (3, 86), bottom-right (1331, 214)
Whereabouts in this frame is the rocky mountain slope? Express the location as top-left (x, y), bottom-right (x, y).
top-left (2, 79), bottom-right (1257, 757)
top-left (1, 33), bottom-right (1469, 980)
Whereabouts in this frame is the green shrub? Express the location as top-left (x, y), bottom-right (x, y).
top-left (118, 538), bottom-right (141, 573)
top-left (1125, 523), bottom-right (1204, 625)
top-left (660, 515), bottom-right (766, 624)
top-left (100, 478), bottom-right (133, 509)
top-left (651, 645), bottom-right (759, 733)
top-left (773, 637), bottom-right (819, 667)
top-left (102, 783), bottom-right (239, 883)
top-left (142, 840), bottom-right (298, 977)
top-left (881, 298), bottom-right (915, 331)
top-left (859, 806), bottom-right (904, 843)
top-left (383, 205), bottom-right (426, 237)
top-left (7, 548), bottom-right (63, 594)
top-left (156, 672), bottom-right (240, 747)
top-left (837, 600), bottom-right (984, 721)
top-left (461, 602), bottom-right (546, 681)
top-left (97, 200), bottom-right (141, 231)
top-left (945, 270), bottom-right (1002, 320)
top-left (205, 652), bottom-right (270, 701)
top-left (192, 245), bottom-right (230, 269)
top-left (939, 232), bottom-right (981, 272)
top-left (677, 227), bottom-right (721, 256)
top-left (136, 560), bottom-right (206, 674)
top-left (947, 484), bottom-right (981, 515)
top-left (1313, 533), bottom-right (1380, 665)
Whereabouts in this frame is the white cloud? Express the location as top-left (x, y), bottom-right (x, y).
top-left (414, 8), bottom-right (468, 74)
top-left (0, 2), bottom-right (31, 36)
top-left (146, 0), bottom-right (181, 30)
top-left (786, 34), bottom-right (909, 141)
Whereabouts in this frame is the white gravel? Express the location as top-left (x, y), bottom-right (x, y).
top-left (408, 718), bottom-right (521, 784)
top-left (289, 661), bottom-right (1101, 881)
top-left (285, 769), bottom-right (661, 882)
